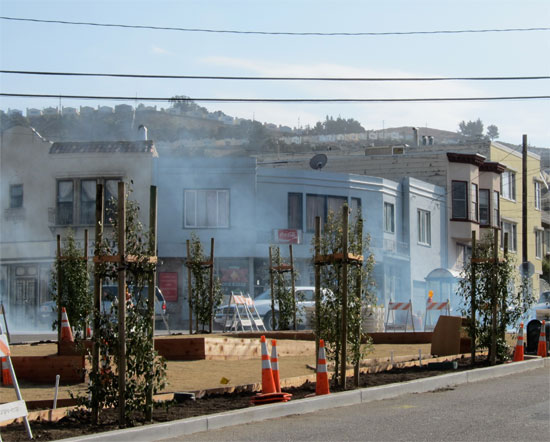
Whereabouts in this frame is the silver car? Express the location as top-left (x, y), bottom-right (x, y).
top-left (215, 286), bottom-right (321, 330)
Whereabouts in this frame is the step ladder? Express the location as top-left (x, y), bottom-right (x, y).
top-left (223, 292), bottom-right (266, 332)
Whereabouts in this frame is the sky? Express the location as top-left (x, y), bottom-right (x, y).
top-left (0, 0), bottom-right (549, 146)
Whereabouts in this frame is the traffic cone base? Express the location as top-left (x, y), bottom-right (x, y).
top-left (250, 392), bottom-right (292, 405)
top-left (2, 357), bottom-right (12, 386)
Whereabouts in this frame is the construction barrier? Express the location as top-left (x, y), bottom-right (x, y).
top-left (424, 299), bottom-right (450, 331)
top-left (385, 299), bottom-right (415, 332)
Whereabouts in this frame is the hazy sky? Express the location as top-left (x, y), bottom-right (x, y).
top-left (1, 0), bottom-right (549, 146)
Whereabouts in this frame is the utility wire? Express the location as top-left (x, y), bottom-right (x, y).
top-left (1, 16), bottom-right (549, 37)
top-left (2, 70), bottom-right (549, 82)
top-left (1, 93), bottom-right (549, 103)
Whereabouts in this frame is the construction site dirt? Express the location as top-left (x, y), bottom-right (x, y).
top-left (1, 354), bottom-right (494, 442)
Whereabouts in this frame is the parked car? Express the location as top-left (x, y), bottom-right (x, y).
top-left (532, 291), bottom-right (550, 321)
top-left (215, 286), bottom-right (329, 330)
top-left (38, 285), bottom-right (168, 328)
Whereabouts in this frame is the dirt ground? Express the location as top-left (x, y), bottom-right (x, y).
top-left (1, 339), bottom-right (432, 403)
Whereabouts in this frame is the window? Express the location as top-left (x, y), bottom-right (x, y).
top-left (534, 181), bottom-right (541, 210)
top-left (57, 180), bottom-right (74, 225)
top-left (451, 181), bottom-right (468, 219)
top-left (471, 183), bottom-right (478, 222)
top-left (417, 209), bottom-right (431, 246)
top-left (288, 193), bottom-right (303, 230)
top-left (536, 230), bottom-right (543, 259)
top-left (384, 202), bottom-right (395, 233)
top-left (351, 197), bottom-right (361, 219)
top-left (9, 184), bottom-right (23, 208)
top-left (184, 189), bottom-right (229, 228)
top-left (493, 191), bottom-right (500, 226)
top-left (305, 194), bottom-right (346, 232)
top-left (479, 189), bottom-right (490, 226)
top-left (56, 178), bottom-right (121, 226)
top-left (500, 221), bottom-right (517, 252)
top-left (457, 243), bottom-right (472, 268)
top-left (501, 170), bottom-right (516, 200)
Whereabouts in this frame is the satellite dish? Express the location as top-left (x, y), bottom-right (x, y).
top-left (309, 153), bottom-right (328, 170)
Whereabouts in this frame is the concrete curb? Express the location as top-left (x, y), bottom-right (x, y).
top-left (62, 358), bottom-right (549, 441)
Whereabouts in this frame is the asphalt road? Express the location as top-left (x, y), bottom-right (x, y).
top-left (161, 367), bottom-right (550, 442)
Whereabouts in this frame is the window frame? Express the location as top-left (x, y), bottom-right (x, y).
top-left (479, 188), bottom-right (490, 226)
top-left (535, 229), bottom-right (543, 259)
top-left (183, 189), bottom-right (230, 229)
top-left (534, 181), bottom-right (542, 210)
top-left (501, 170), bottom-right (516, 201)
top-left (417, 209), bottom-right (431, 246)
top-left (500, 220), bottom-right (517, 252)
top-left (384, 202), bottom-right (395, 234)
top-left (305, 193), bottom-right (349, 232)
top-left (451, 180), bottom-right (468, 220)
top-left (9, 184), bottom-right (23, 208)
top-left (288, 192), bottom-right (303, 230)
top-left (492, 191), bottom-right (500, 227)
top-left (471, 183), bottom-right (478, 222)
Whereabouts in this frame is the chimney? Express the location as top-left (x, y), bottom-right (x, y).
top-left (428, 136), bottom-right (434, 145)
top-left (412, 127), bottom-right (419, 147)
top-left (138, 124), bottom-right (148, 141)
top-left (422, 135), bottom-right (427, 145)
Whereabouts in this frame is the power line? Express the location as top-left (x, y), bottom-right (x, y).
top-left (1, 92), bottom-right (549, 103)
top-left (2, 70), bottom-right (549, 82)
top-left (1, 16), bottom-right (549, 37)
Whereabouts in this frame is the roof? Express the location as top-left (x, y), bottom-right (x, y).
top-left (49, 140), bottom-right (157, 155)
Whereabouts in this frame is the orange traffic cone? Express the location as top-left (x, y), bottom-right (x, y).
top-left (271, 339), bottom-right (281, 392)
top-left (60, 307), bottom-right (74, 343)
top-left (537, 320), bottom-right (547, 358)
top-left (512, 323), bottom-right (524, 362)
top-left (86, 323), bottom-right (92, 339)
top-left (260, 335), bottom-right (275, 394)
top-left (316, 339), bottom-right (330, 396)
top-left (2, 357), bottom-right (12, 386)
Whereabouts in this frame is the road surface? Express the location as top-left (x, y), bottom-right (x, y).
top-left (161, 366), bottom-right (549, 441)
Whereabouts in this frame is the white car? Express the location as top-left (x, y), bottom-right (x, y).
top-left (215, 286), bottom-right (323, 330)
top-left (533, 291), bottom-right (550, 321)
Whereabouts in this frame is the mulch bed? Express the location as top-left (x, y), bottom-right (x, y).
top-left (1, 355), bottom-right (493, 441)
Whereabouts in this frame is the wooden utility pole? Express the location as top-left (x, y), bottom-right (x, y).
top-left (314, 217), bottom-right (321, 370)
top-left (56, 235), bottom-right (62, 352)
top-left (117, 181), bottom-right (127, 426)
top-left (92, 184), bottom-right (103, 425)
top-left (490, 228), bottom-right (498, 366)
top-left (522, 135), bottom-right (528, 267)
top-left (145, 186), bottom-right (157, 422)
top-left (470, 230), bottom-right (476, 366)
top-left (340, 205), bottom-right (349, 389)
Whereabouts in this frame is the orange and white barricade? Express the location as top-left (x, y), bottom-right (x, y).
top-left (223, 292), bottom-right (266, 332)
top-left (385, 299), bottom-right (415, 332)
top-left (424, 299), bottom-right (451, 331)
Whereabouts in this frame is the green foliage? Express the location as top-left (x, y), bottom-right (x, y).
top-left (269, 246), bottom-right (300, 330)
top-left (458, 118), bottom-right (485, 138)
top-left (305, 116), bottom-right (366, 135)
top-left (82, 183), bottom-right (167, 424)
top-left (187, 233), bottom-right (223, 331)
top-left (486, 124), bottom-right (499, 140)
top-left (458, 231), bottom-right (535, 362)
top-left (314, 208), bottom-right (376, 381)
top-left (49, 230), bottom-right (92, 338)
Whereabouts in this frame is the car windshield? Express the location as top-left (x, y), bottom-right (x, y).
top-left (539, 292), bottom-right (550, 303)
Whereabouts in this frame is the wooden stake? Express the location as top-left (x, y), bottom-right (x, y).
top-left (354, 217), bottom-right (363, 388)
top-left (56, 234), bottom-right (62, 353)
top-left (290, 244), bottom-right (296, 331)
top-left (470, 230), bottom-right (476, 367)
top-left (209, 238), bottom-right (215, 334)
top-left (490, 227), bottom-right (498, 366)
top-left (146, 185), bottom-right (157, 422)
top-left (92, 183), bottom-right (104, 425)
top-left (501, 232), bottom-right (509, 345)
top-left (117, 181), bottom-right (127, 426)
top-left (314, 216), bottom-right (321, 371)
top-left (269, 246), bottom-right (275, 330)
top-left (186, 240), bottom-right (193, 335)
top-left (340, 205), bottom-right (349, 389)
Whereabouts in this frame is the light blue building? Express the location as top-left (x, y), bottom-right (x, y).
top-left (155, 157), bottom-right (447, 328)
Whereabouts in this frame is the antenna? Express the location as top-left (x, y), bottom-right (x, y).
top-left (309, 153), bottom-right (328, 170)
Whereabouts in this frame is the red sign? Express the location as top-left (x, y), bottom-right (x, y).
top-left (274, 229), bottom-right (301, 244)
top-left (159, 272), bottom-right (178, 302)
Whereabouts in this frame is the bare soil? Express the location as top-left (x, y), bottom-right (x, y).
top-left (1, 354), bottom-right (491, 442)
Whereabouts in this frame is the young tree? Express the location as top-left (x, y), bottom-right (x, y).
top-left (50, 230), bottom-right (92, 339)
top-left (458, 231), bottom-right (534, 363)
top-left (269, 246), bottom-right (299, 330)
top-left (315, 208), bottom-right (376, 385)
